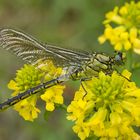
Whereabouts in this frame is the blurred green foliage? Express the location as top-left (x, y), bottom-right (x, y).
top-left (0, 0), bottom-right (139, 140)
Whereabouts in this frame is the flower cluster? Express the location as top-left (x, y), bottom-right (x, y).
top-left (98, 1), bottom-right (140, 54)
top-left (8, 61), bottom-right (65, 121)
top-left (37, 60), bottom-right (65, 112)
top-left (41, 85), bottom-right (65, 111)
top-left (67, 70), bottom-right (140, 140)
top-left (8, 65), bottom-right (43, 121)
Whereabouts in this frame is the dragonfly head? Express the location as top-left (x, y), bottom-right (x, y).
top-left (113, 51), bottom-right (125, 65)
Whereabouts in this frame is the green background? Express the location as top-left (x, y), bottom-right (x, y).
top-left (0, 0), bottom-right (139, 140)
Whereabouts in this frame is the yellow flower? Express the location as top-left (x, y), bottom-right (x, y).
top-left (104, 6), bottom-right (123, 24)
top-left (41, 85), bottom-right (65, 111)
top-left (8, 80), bottom-right (20, 96)
top-left (67, 99), bottom-right (94, 121)
top-left (67, 70), bottom-right (140, 140)
top-left (99, 1), bottom-right (140, 54)
top-left (38, 60), bottom-right (65, 111)
top-left (13, 64), bottom-right (43, 92)
top-left (73, 120), bottom-right (90, 140)
top-left (104, 1), bottom-right (140, 28)
top-left (130, 27), bottom-right (140, 54)
top-left (14, 95), bottom-right (40, 121)
top-left (37, 60), bottom-right (65, 112)
top-left (99, 25), bottom-right (131, 51)
top-left (119, 5), bottom-right (128, 16)
top-left (87, 107), bottom-right (107, 126)
top-left (8, 64), bottom-right (43, 121)
top-left (8, 60), bottom-right (65, 121)
top-left (36, 60), bottom-right (63, 81)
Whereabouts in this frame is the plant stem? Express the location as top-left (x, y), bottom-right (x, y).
top-left (126, 49), bottom-right (133, 71)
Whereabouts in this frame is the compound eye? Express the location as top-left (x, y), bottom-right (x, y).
top-left (114, 51), bottom-right (123, 65)
top-left (118, 52), bottom-right (122, 58)
top-left (116, 52), bottom-right (122, 60)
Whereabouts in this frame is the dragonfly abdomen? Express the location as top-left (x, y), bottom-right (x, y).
top-left (0, 78), bottom-right (63, 111)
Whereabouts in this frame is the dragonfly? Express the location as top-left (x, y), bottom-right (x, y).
top-left (0, 28), bottom-right (124, 111)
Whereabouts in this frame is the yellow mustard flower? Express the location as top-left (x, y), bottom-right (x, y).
top-left (130, 27), bottom-right (140, 54)
top-left (8, 64), bottom-right (43, 121)
top-left (104, 1), bottom-right (140, 28)
top-left (36, 60), bottom-right (63, 81)
top-left (8, 61), bottom-right (65, 121)
top-left (14, 95), bottom-right (40, 121)
top-left (67, 70), bottom-right (140, 140)
top-left (41, 85), bottom-right (65, 111)
top-left (73, 120), bottom-right (90, 140)
top-left (67, 98), bottom-right (94, 121)
top-left (99, 25), bottom-right (131, 50)
top-left (8, 80), bottom-right (20, 96)
top-left (38, 60), bottom-right (65, 112)
top-left (104, 6), bottom-right (123, 25)
top-left (99, 1), bottom-right (140, 54)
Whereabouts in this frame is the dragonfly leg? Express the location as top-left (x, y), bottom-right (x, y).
top-left (119, 73), bottom-right (131, 81)
top-left (113, 69), bottom-right (131, 82)
top-left (80, 77), bottom-right (91, 99)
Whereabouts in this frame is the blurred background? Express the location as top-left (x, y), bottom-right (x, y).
top-left (0, 0), bottom-right (137, 140)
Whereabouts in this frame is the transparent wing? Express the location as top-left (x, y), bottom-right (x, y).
top-left (0, 28), bottom-right (90, 68)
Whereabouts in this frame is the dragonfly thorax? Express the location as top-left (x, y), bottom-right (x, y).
top-left (70, 53), bottom-right (113, 80)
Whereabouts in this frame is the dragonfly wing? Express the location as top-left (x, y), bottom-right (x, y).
top-left (0, 28), bottom-right (49, 64)
top-left (0, 28), bottom-right (90, 67)
top-left (42, 44), bottom-right (91, 67)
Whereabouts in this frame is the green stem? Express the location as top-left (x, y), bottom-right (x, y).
top-left (126, 49), bottom-right (133, 71)
top-left (57, 104), bottom-right (67, 111)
